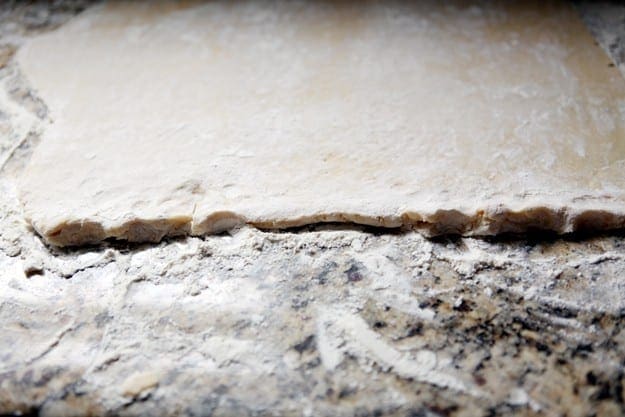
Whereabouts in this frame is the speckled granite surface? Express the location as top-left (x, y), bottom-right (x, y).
top-left (1, 2), bottom-right (625, 417)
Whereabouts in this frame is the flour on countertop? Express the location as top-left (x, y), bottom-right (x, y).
top-left (2, 2), bottom-right (625, 416)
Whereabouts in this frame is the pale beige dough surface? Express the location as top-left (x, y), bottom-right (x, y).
top-left (17, 0), bottom-right (625, 246)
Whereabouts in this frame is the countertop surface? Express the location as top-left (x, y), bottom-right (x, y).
top-left (1, 2), bottom-right (625, 416)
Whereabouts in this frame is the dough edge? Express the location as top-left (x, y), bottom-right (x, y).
top-left (22, 199), bottom-right (625, 247)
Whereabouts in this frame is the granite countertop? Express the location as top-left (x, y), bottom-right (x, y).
top-left (1, 2), bottom-right (625, 416)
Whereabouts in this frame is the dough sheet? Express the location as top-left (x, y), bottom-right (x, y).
top-left (17, 0), bottom-right (625, 246)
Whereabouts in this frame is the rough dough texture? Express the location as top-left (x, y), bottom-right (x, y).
top-left (17, 0), bottom-right (625, 246)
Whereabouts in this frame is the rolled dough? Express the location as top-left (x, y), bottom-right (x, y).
top-left (17, 1), bottom-right (625, 246)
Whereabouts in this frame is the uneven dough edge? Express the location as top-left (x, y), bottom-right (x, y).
top-left (24, 204), bottom-right (625, 247)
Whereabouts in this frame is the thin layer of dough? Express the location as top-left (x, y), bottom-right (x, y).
top-left (17, 0), bottom-right (625, 246)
